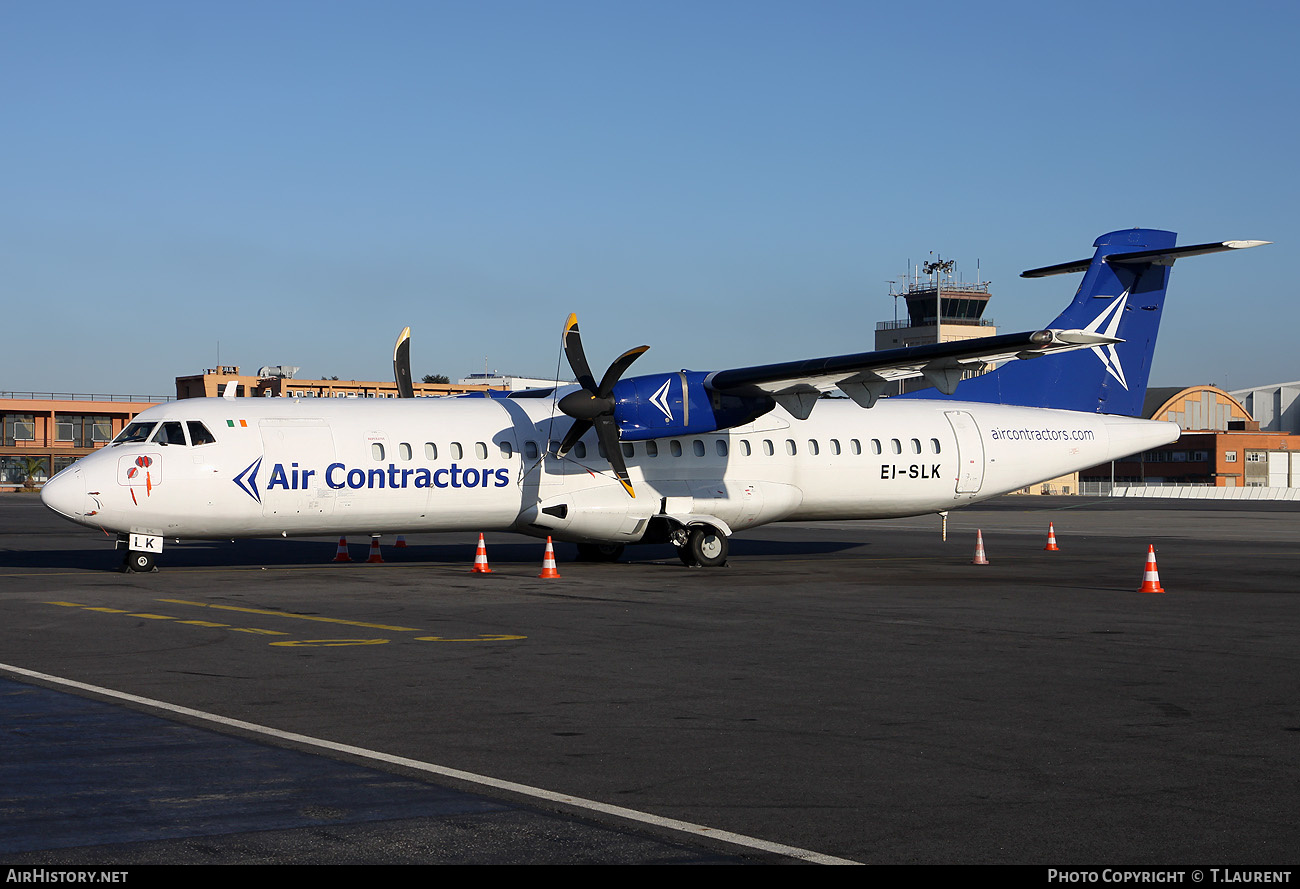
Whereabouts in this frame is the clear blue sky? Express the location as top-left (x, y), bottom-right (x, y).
top-left (3, 0), bottom-right (1296, 396)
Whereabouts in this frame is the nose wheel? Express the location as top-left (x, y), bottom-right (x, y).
top-left (124, 551), bottom-right (157, 573)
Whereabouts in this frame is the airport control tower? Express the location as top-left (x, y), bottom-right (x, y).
top-left (874, 257), bottom-right (999, 395)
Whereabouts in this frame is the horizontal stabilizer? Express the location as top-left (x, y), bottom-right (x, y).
top-left (1022, 239), bottom-right (1270, 278)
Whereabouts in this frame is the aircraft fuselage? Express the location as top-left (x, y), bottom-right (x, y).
top-left (41, 394), bottom-right (1178, 547)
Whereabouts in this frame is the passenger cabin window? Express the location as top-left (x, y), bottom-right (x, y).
top-left (850, 439), bottom-right (861, 455)
top-left (152, 422), bottom-right (187, 446)
top-left (871, 439), bottom-right (882, 455)
top-left (524, 441), bottom-right (538, 460)
top-left (574, 441), bottom-right (587, 458)
top-left (645, 441), bottom-right (658, 457)
top-left (808, 440), bottom-right (819, 456)
top-left (622, 443), bottom-right (635, 458)
top-left (931, 438), bottom-right (942, 454)
top-left (399, 442), bottom-right (413, 461)
top-left (911, 438), bottom-right (922, 454)
top-left (425, 442), bottom-right (438, 460)
top-left (763, 440), bottom-right (774, 456)
top-left (498, 441), bottom-right (513, 459)
top-left (716, 440), bottom-right (728, 457)
top-left (670, 440), bottom-right (683, 457)
top-left (692, 440), bottom-right (705, 457)
top-left (451, 442), bottom-right (463, 459)
top-left (372, 443), bottom-right (385, 461)
top-left (187, 421), bottom-right (216, 446)
top-left (475, 442), bottom-right (488, 460)
top-left (740, 439), bottom-right (752, 456)
top-left (830, 439), bottom-right (841, 455)
top-left (890, 439), bottom-right (902, 455)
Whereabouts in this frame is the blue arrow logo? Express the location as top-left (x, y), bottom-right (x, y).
top-left (233, 457), bottom-right (262, 503)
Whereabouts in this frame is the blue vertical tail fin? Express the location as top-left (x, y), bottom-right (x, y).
top-left (904, 229), bottom-right (1267, 416)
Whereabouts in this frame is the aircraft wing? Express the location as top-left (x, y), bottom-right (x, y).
top-left (703, 328), bottom-right (1117, 417)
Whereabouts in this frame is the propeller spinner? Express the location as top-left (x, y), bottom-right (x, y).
top-left (555, 313), bottom-right (648, 497)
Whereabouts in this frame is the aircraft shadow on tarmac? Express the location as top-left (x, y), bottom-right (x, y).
top-left (1, 535), bottom-right (859, 572)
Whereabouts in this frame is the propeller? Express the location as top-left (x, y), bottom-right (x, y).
top-left (393, 327), bottom-right (414, 398)
top-left (555, 313), bottom-right (648, 497)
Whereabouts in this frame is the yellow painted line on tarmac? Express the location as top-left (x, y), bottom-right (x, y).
top-left (42, 600), bottom-right (524, 646)
top-left (159, 599), bottom-right (421, 632)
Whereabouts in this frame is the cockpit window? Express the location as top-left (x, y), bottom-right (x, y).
top-left (187, 421), bottom-right (216, 446)
top-left (114, 421), bottom-right (157, 444)
top-left (151, 421), bottom-right (187, 446)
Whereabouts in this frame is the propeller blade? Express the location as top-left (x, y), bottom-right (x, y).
top-left (593, 416), bottom-right (634, 497)
top-left (393, 327), bottom-right (414, 399)
top-left (562, 313), bottom-right (598, 392)
top-left (596, 345), bottom-right (649, 397)
top-left (556, 418), bottom-right (592, 458)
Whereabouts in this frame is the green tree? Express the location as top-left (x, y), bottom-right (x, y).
top-left (422, 374), bottom-right (450, 384)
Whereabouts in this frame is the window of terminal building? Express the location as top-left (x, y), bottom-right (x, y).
top-left (55, 415), bottom-right (112, 448)
top-left (3, 414), bottom-right (35, 445)
top-left (1224, 451), bottom-right (1237, 463)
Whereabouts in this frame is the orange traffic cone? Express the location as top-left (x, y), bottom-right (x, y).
top-left (366, 536), bottom-right (384, 564)
top-left (471, 533), bottom-right (492, 574)
top-left (333, 537), bottom-right (352, 562)
top-left (1138, 544), bottom-right (1165, 593)
top-left (972, 529), bottom-right (989, 565)
top-left (1044, 522), bottom-right (1060, 551)
top-left (538, 537), bottom-right (562, 578)
top-left (395, 534), bottom-right (407, 548)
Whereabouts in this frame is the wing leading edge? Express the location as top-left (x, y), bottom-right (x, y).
top-left (703, 327), bottom-right (1117, 418)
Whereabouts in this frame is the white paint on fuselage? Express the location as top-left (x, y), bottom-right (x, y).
top-left (41, 394), bottom-right (1179, 545)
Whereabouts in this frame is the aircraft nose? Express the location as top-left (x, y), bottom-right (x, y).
top-left (41, 465), bottom-right (86, 520)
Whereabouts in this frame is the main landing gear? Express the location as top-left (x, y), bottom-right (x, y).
top-left (673, 524), bottom-right (729, 568)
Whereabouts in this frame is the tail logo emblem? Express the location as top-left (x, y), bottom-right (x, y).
top-left (1083, 291), bottom-right (1129, 390)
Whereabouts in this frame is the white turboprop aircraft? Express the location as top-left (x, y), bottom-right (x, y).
top-left (41, 229), bottom-right (1266, 571)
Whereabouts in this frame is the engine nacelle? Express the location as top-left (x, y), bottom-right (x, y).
top-left (611, 370), bottom-right (773, 441)
top-left (518, 483), bottom-right (658, 544)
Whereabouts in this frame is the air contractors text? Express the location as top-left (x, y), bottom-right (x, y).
top-left (267, 462), bottom-right (511, 491)
top-left (990, 427), bottom-right (1096, 442)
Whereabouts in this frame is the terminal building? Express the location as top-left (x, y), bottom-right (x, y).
top-left (1, 366), bottom-right (505, 491)
top-left (1077, 385), bottom-right (1300, 492)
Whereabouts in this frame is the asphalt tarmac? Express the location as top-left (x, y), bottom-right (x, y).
top-left (1, 494), bottom-right (1298, 865)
